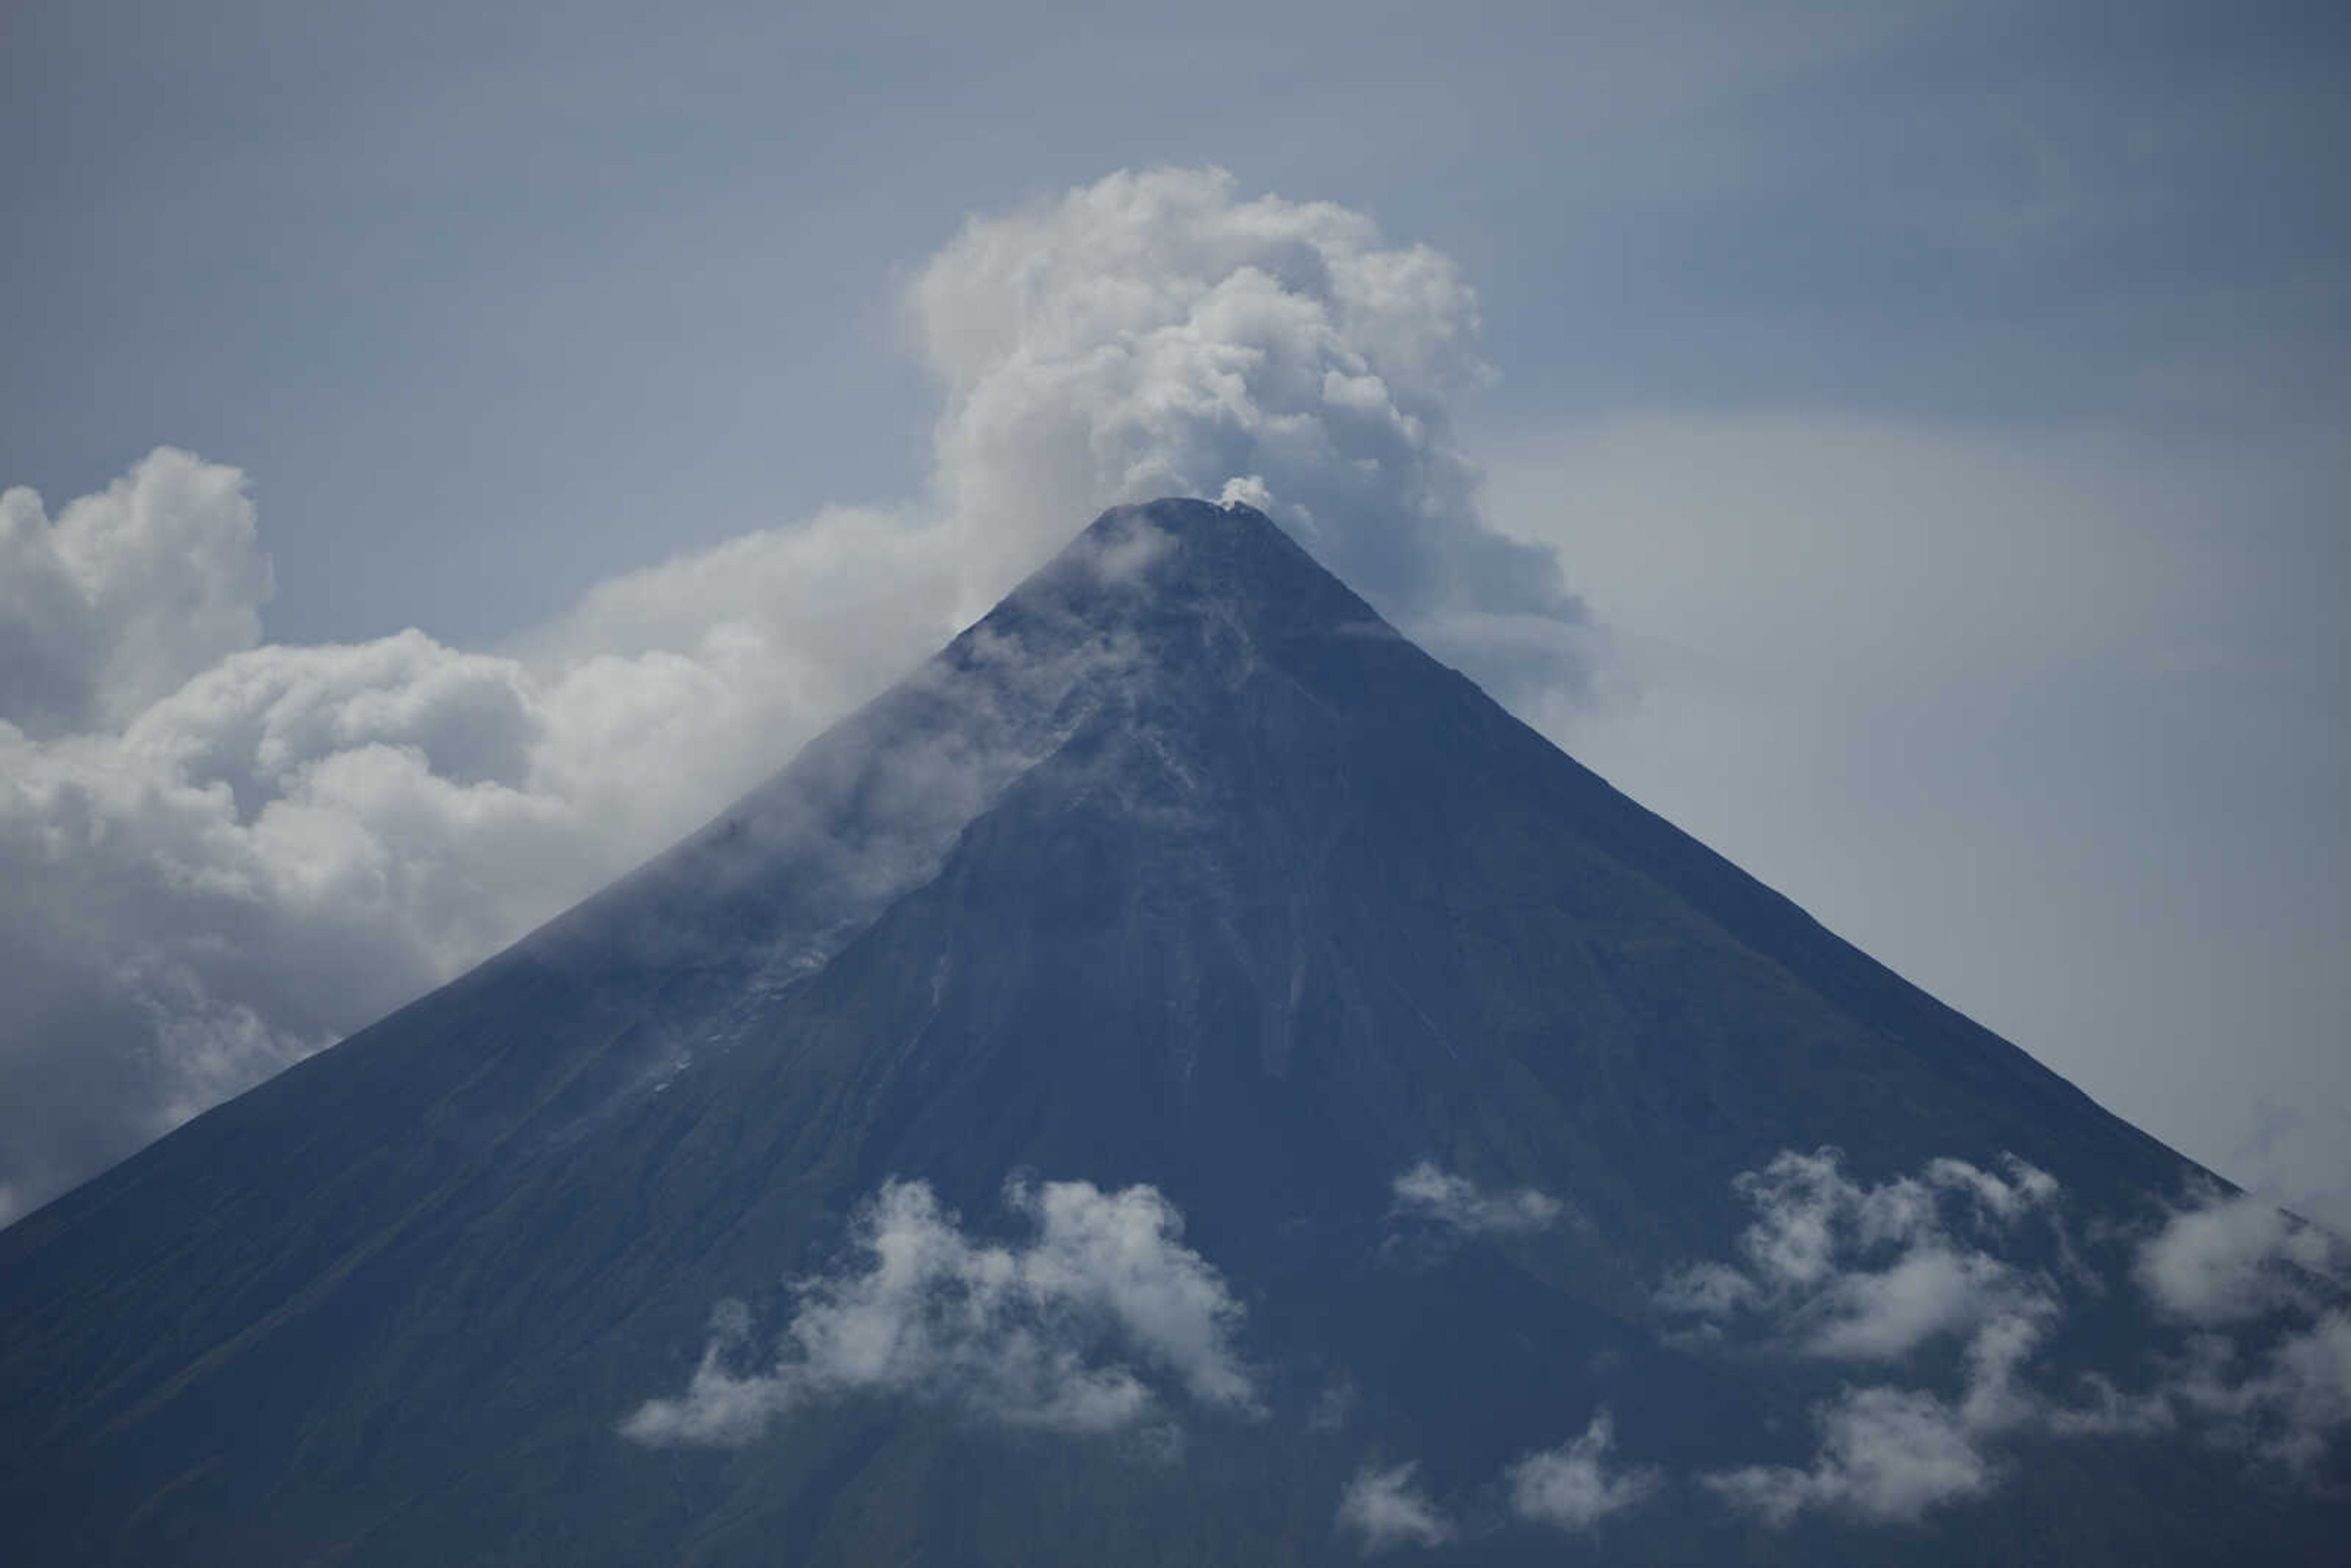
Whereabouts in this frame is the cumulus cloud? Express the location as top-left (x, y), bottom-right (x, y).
top-left (1334, 1461), bottom-right (1453, 1554)
top-left (1389, 1162), bottom-right (1565, 1237)
top-left (0, 448), bottom-right (271, 737)
top-left (2, 168), bottom-right (1590, 1224)
top-left (0, 552), bottom-right (950, 1214)
top-left (620, 1176), bottom-right (1256, 1447)
top-left (1505, 1409), bottom-right (1660, 1531)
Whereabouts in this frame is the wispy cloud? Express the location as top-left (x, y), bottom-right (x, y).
top-left (1505, 1409), bottom-right (1660, 1532)
top-left (1663, 1150), bottom-right (2351, 1525)
top-left (1657, 1147), bottom-right (2063, 1362)
top-left (2138, 1188), bottom-right (2342, 1327)
top-left (1389, 1162), bottom-right (1566, 1238)
top-left (1334, 1461), bottom-right (1453, 1554)
top-left (1661, 1148), bottom-right (2131, 1526)
top-left (1704, 1382), bottom-right (1995, 1526)
top-left (621, 1176), bottom-right (1256, 1447)
top-left (2137, 1190), bottom-right (2351, 1472)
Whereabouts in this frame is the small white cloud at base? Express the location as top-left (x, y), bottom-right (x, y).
top-left (1335, 1461), bottom-right (1453, 1554)
top-left (1705, 1384), bottom-right (1993, 1527)
top-left (1665, 1148), bottom-right (2104, 1527)
top-left (1505, 1409), bottom-right (1660, 1531)
top-left (1673, 1150), bottom-right (2351, 1525)
top-left (1657, 1147), bottom-right (2064, 1365)
top-left (1390, 1162), bottom-right (1564, 1237)
top-left (2137, 1188), bottom-right (2342, 1327)
top-left (2135, 1190), bottom-right (2351, 1472)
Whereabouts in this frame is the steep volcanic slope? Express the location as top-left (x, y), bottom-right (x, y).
top-left (1, 500), bottom-right (2341, 1564)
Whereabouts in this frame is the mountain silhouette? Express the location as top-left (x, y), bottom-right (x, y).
top-left (2, 499), bottom-right (2342, 1564)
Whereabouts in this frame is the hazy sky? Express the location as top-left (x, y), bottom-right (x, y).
top-left (2, 1), bottom-right (2345, 1227)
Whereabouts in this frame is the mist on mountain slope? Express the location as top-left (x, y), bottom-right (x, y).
top-left (0, 168), bottom-right (1586, 1225)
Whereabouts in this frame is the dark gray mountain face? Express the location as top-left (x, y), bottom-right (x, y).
top-left (1, 500), bottom-right (2344, 1565)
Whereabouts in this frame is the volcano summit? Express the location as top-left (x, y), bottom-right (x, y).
top-left (2, 499), bottom-right (2344, 1564)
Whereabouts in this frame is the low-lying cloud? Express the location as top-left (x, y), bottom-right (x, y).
top-left (0, 168), bottom-right (1589, 1225)
top-left (2139, 1190), bottom-right (2351, 1472)
top-left (1332, 1408), bottom-right (1658, 1553)
top-left (1334, 1461), bottom-right (1453, 1554)
top-left (1657, 1147), bottom-right (2064, 1363)
top-left (1389, 1163), bottom-right (1565, 1237)
top-left (1658, 1148), bottom-right (2072, 1525)
top-left (1706, 1382), bottom-right (1997, 1526)
top-left (2138, 1187), bottom-right (2343, 1327)
top-left (1505, 1409), bottom-right (1660, 1531)
top-left (621, 1176), bottom-right (1257, 1447)
top-left (1661, 1150), bottom-right (2351, 1527)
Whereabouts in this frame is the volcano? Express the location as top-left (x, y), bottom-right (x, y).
top-left (1, 499), bottom-right (2342, 1564)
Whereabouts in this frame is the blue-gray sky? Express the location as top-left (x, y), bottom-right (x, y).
top-left (2, 0), bottom-right (2345, 1225)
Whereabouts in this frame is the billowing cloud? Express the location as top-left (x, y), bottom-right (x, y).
top-left (1389, 1162), bottom-right (1565, 1237)
top-left (0, 448), bottom-right (271, 738)
top-left (620, 1177), bottom-right (1256, 1447)
top-left (1, 168), bottom-right (1588, 1225)
top-left (909, 165), bottom-right (1589, 696)
top-left (1333, 1461), bottom-right (1452, 1554)
top-left (0, 523), bottom-right (956, 1217)
top-left (1505, 1409), bottom-right (1660, 1532)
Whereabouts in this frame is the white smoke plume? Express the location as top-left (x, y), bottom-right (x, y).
top-left (907, 165), bottom-right (1586, 685)
top-left (0, 168), bottom-right (1587, 1224)
top-left (620, 1176), bottom-right (1257, 1447)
